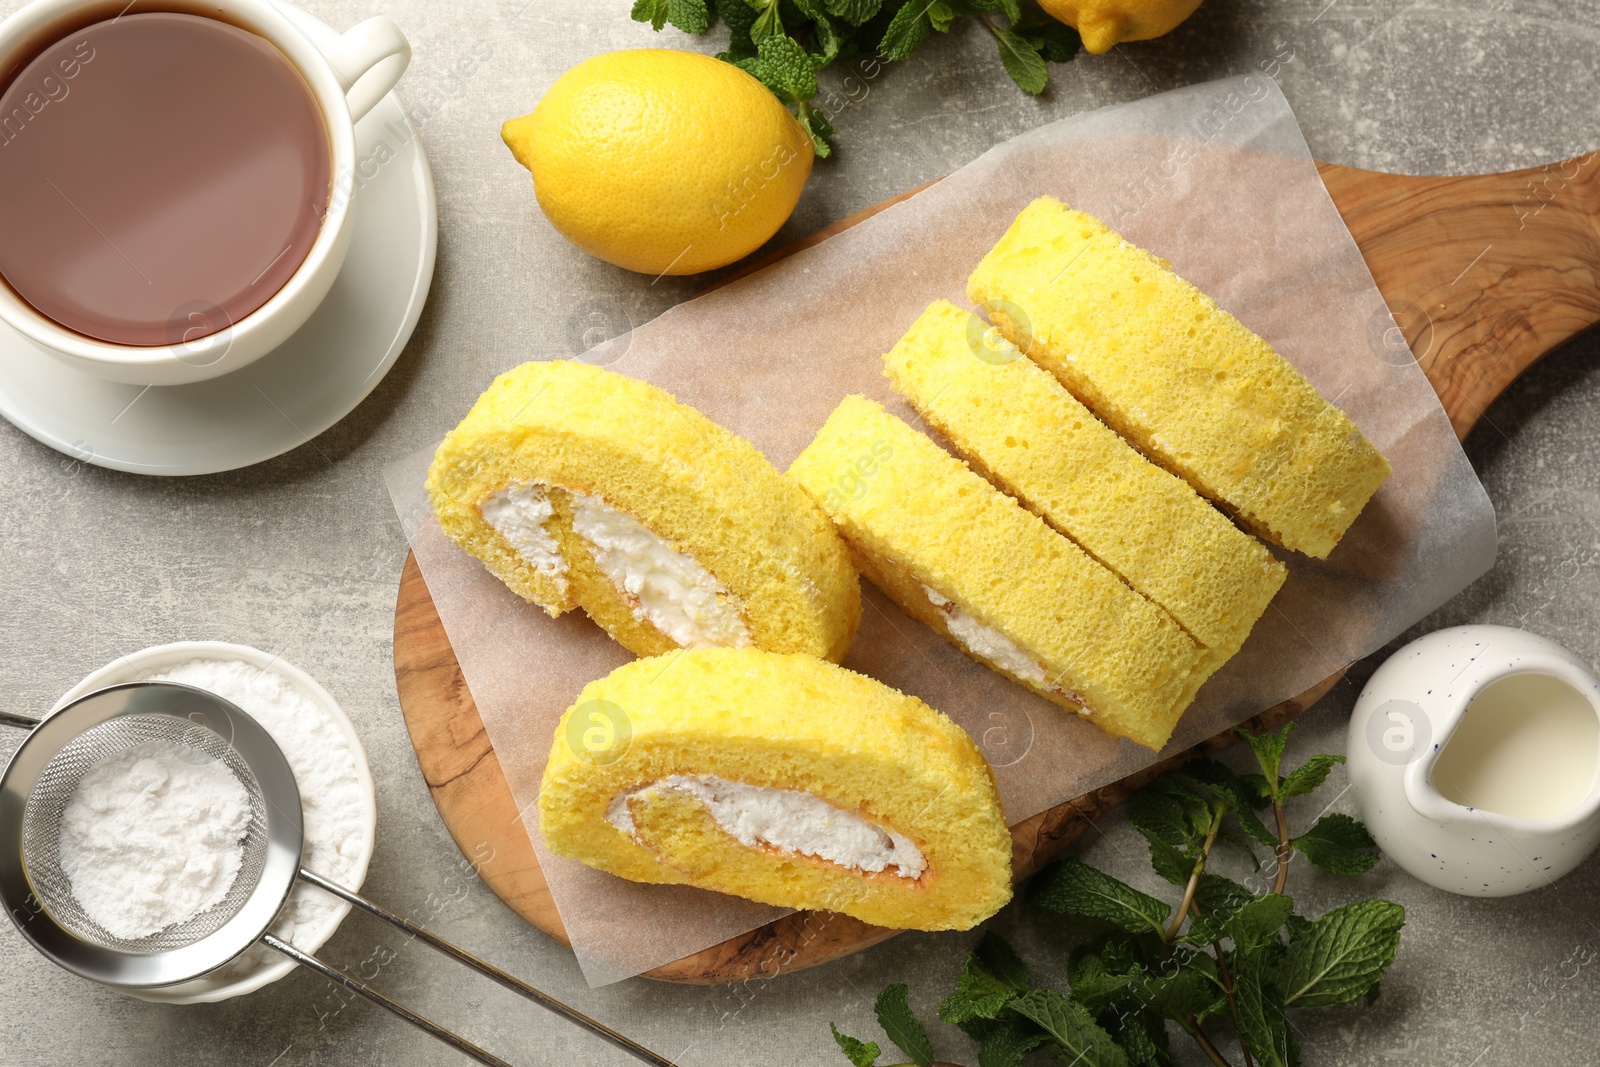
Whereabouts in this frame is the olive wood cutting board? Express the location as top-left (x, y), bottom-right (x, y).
top-left (393, 152), bottom-right (1600, 984)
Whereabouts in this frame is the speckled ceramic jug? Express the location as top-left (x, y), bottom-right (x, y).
top-left (1347, 625), bottom-right (1600, 896)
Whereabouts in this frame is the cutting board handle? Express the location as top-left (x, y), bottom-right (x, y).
top-left (1319, 152), bottom-right (1600, 441)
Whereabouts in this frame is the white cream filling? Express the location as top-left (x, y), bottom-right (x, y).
top-left (922, 586), bottom-right (1094, 717)
top-left (923, 584), bottom-right (1053, 685)
top-left (606, 774), bottom-right (926, 879)
top-left (479, 484), bottom-right (567, 592)
top-left (568, 492), bottom-right (752, 649)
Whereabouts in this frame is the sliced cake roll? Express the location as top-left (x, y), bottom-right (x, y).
top-left (789, 395), bottom-right (1207, 750)
top-left (883, 300), bottom-right (1288, 670)
top-left (538, 648), bottom-right (1012, 931)
top-left (427, 361), bottom-right (860, 661)
top-left (968, 197), bottom-right (1391, 559)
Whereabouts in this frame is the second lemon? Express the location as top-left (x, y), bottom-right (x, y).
top-left (1036, 0), bottom-right (1204, 53)
top-left (502, 50), bottom-right (813, 277)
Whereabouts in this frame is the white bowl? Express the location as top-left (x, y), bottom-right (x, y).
top-left (51, 641), bottom-right (377, 1003)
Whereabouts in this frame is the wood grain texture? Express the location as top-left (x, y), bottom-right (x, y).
top-left (1316, 155), bottom-right (1600, 441)
top-left (393, 154), bottom-right (1599, 984)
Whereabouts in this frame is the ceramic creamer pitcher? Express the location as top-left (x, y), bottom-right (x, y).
top-left (1347, 625), bottom-right (1600, 896)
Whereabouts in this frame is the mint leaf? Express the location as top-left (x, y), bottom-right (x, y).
top-left (795, 101), bottom-right (835, 157)
top-left (1129, 782), bottom-right (1216, 884)
top-left (977, 932), bottom-right (1031, 992)
top-left (993, 28), bottom-right (1047, 94)
top-left (809, 13), bottom-right (843, 66)
top-left (1066, 942), bottom-right (1139, 1008)
top-left (630, 0), bottom-right (668, 30)
top-left (1017, 18), bottom-right (1081, 62)
top-left (1278, 900), bottom-right (1405, 1007)
top-left (875, 984), bottom-right (934, 1067)
top-left (1185, 874), bottom-right (1255, 945)
top-left (1030, 858), bottom-right (1171, 936)
top-left (995, 0), bottom-right (1023, 21)
top-left (1240, 722), bottom-right (1294, 794)
top-left (1193, 872), bottom-right (1253, 918)
top-left (961, 1014), bottom-right (1050, 1067)
top-left (1128, 781), bottom-right (1213, 850)
top-left (1227, 894), bottom-right (1294, 953)
top-left (824, 0), bottom-right (883, 23)
top-left (1146, 957), bottom-right (1226, 1023)
top-left (1280, 753), bottom-right (1344, 799)
top-left (1234, 968), bottom-right (1296, 1067)
top-left (831, 1022), bottom-right (881, 1067)
top-left (1293, 813), bottom-right (1380, 875)
top-left (940, 935), bottom-right (1029, 1024)
top-left (670, 0), bottom-right (712, 32)
top-left (716, 0), bottom-right (759, 53)
top-left (1104, 1005), bottom-right (1171, 1067)
top-left (629, 0), bottom-right (711, 32)
top-left (1129, 781), bottom-right (1215, 884)
top-left (879, 1), bottom-right (931, 60)
top-left (1216, 826), bottom-right (1263, 871)
top-left (1145, 836), bottom-right (1194, 886)
top-left (1184, 914), bottom-right (1227, 947)
top-left (752, 33), bottom-right (819, 103)
top-left (1240, 772), bottom-right (1272, 804)
top-left (1177, 760), bottom-right (1276, 846)
top-left (748, 0), bottom-right (783, 45)
top-left (928, 1), bottom-right (958, 32)
top-left (1007, 989), bottom-right (1130, 1067)
top-left (940, 968), bottom-right (1017, 1025)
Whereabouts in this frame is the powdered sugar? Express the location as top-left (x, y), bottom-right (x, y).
top-left (140, 658), bottom-right (369, 978)
top-left (58, 740), bottom-right (253, 940)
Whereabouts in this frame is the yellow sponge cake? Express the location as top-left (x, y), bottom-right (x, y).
top-left (538, 648), bottom-right (1013, 931)
top-left (968, 197), bottom-right (1391, 559)
top-left (428, 361), bottom-right (860, 661)
top-left (789, 394), bottom-right (1206, 750)
top-left (883, 300), bottom-right (1287, 665)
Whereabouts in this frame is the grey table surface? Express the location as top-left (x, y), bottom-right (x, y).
top-left (3, 0), bottom-right (1599, 1064)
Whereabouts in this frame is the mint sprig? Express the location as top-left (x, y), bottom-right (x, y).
top-left (828, 725), bottom-right (1403, 1067)
top-left (628, 0), bottom-right (1083, 154)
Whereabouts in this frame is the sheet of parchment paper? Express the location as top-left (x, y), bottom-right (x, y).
top-left (386, 74), bottom-right (1497, 987)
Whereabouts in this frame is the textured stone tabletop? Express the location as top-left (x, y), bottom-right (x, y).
top-left (3, 1), bottom-right (1599, 1064)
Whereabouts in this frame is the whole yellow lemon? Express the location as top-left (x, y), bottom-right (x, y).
top-left (1037, 0), bottom-right (1204, 53)
top-left (502, 49), bottom-right (813, 276)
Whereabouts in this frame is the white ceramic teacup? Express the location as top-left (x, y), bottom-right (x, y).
top-left (0, 0), bottom-right (410, 385)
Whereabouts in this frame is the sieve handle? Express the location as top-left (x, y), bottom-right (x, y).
top-left (0, 710), bottom-right (40, 730)
top-left (298, 867), bottom-right (679, 1067)
top-left (262, 933), bottom-right (514, 1067)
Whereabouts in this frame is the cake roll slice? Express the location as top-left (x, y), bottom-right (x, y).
top-left (883, 300), bottom-right (1287, 667)
top-left (789, 395), bottom-right (1206, 750)
top-left (428, 361), bottom-right (860, 661)
top-left (538, 648), bottom-right (1012, 931)
top-left (967, 197), bottom-right (1391, 559)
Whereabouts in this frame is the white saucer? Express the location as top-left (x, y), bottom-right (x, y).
top-left (0, 8), bottom-right (437, 476)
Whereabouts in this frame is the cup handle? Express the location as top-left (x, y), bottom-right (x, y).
top-left (318, 16), bottom-right (411, 124)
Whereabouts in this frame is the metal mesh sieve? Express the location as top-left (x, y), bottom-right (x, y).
top-left (0, 682), bottom-right (304, 990)
top-left (1, 681), bottom-right (675, 1066)
top-left (19, 713), bottom-right (273, 954)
